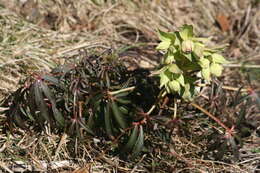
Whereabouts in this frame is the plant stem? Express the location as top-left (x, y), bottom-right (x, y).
top-left (108, 86), bottom-right (135, 95)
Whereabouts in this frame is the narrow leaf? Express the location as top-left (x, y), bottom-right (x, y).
top-left (115, 98), bottom-right (131, 104)
top-left (132, 125), bottom-right (144, 157)
top-left (111, 100), bottom-right (127, 129)
top-left (119, 106), bottom-right (129, 114)
top-left (52, 107), bottom-right (65, 127)
top-left (34, 82), bottom-right (52, 124)
top-left (41, 82), bottom-right (65, 126)
top-left (78, 120), bottom-right (94, 135)
top-left (123, 125), bottom-right (138, 152)
top-left (104, 103), bottom-right (113, 137)
top-left (114, 91), bottom-right (130, 98)
top-left (42, 75), bottom-right (64, 89)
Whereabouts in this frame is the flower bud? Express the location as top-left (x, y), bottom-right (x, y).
top-left (181, 40), bottom-right (194, 53)
top-left (168, 80), bottom-right (180, 92)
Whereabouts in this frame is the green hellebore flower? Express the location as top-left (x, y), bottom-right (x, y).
top-left (181, 40), bottom-right (194, 53)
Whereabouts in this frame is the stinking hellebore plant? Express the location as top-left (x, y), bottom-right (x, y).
top-left (156, 24), bottom-right (229, 100)
top-left (0, 25), bottom-right (231, 159)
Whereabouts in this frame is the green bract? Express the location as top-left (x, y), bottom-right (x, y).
top-left (156, 30), bottom-right (175, 50)
top-left (156, 25), bottom-right (229, 100)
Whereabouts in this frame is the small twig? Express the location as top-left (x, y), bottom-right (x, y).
top-left (108, 86), bottom-right (135, 95)
top-left (0, 142), bottom-right (7, 152)
top-left (223, 64), bottom-right (260, 69)
top-left (0, 107), bottom-right (9, 111)
top-left (238, 156), bottom-right (260, 164)
top-left (147, 105), bottom-right (156, 115)
top-left (7, 160), bottom-right (73, 172)
top-left (54, 133), bottom-right (68, 160)
top-left (190, 102), bottom-right (234, 137)
top-left (146, 91), bottom-right (167, 115)
top-left (169, 147), bottom-right (194, 168)
top-left (130, 154), bottom-right (147, 173)
top-left (193, 159), bottom-right (245, 172)
top-left (173, 98), bottom-right (178, 119)
top-left (112, 126), bottom-right (134, 145)
top-left (55, 42), bottom-right (110, 56)
top-left (0, 161), bottom-right (13, 173)
top-left (197, 83), bottom-right (248, 92)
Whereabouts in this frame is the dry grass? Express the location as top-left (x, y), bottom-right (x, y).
top-left (0, 0), bottom-right (259, 172)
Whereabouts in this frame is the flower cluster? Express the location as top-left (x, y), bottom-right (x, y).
top-left (156, 25), bottom-right (229, 100)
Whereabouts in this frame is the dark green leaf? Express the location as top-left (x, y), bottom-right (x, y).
top-left (40, 82), bottom-right (56, 105)
top-left (111, 100), bottom-right (127, 129)
top-left (42, 75), bottom-right (64, 89)
top-left (123, 125), bottom-right (138, 152)
top-left (115, 98), bottom-right (131, 104)
top-left (78, 120), bottom-right (94, 135)
top-left (104, 103), bottom-right (113, 137)
top-left (40, 82), bottom-right (65, 127)
top-left (12, 105), bottom-right (27, 129)
top-left (119, 106), bottom-right (129, 114)
top-left (114, 91), bottom-right (130, 98)
top-left (132, 125), bottom-right (144, 157)
top-left (34, 81), bottom-right (52, 124)
top-left (52, 107), bottom-right (65, 127)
